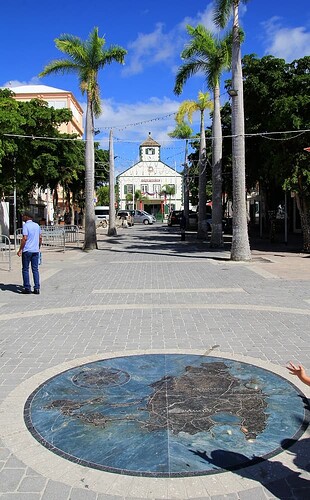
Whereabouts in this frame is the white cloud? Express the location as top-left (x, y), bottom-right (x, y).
top-left (92, 96), bottom-right (202, 170)
top-left (2, 76), bottom-right (40, 88)
top-left (122, 23), bottom-right (176, 76)
top-left (122, 4), bottom-right (218, 77)
top-left (95, 96), bottom-right (180, 142)
top-left (262, 17), bottom-right (310, 61)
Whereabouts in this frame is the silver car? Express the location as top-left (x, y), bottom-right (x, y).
top-left (133, 210), bottom-right (154, 224)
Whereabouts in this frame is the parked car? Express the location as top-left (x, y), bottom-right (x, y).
top-left (133, 210), bottom-right (154, 224)
top-left (167, 210), bottom-right (201, 230)
top-left (180, 212), bottom-right (229, 232)
top-left (117, 210), bottom-right (134, 226)
top-left (95, 206), bottom-right (109, 227)
top-left (167, 210), bottom-right (182, 226)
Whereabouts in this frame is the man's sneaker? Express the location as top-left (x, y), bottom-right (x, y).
top-left (33, 289), bottom-right (40, 295)
top-left (22, 289), bottom-right (32, 294)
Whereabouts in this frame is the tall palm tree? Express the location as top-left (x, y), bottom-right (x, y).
top-left (168, 120), bottom-right (193, 228)
top-left (39, 27), bottom-right (127, 250)
top-left (214, 1), bottom-right (251, 260)
top-left (173, 93), bottom-right (213, 239)
top-left (174, 24), bottom-right (231, 248)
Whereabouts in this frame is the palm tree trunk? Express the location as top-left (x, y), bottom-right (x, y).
top-left (210, 83), bottom-right (223, 248)
top-left (183, 139), bottom-right (190, 229)
top-left (197, 110), bottom-right (208, 240)
top-left (108, 129), bottom-right (117, 236)
top-left (230, 2), bottom-right (251, 261)
top-left (295, 192), bottom-right (310, 253)
top-left (83, 95), bottom-right (97, 250)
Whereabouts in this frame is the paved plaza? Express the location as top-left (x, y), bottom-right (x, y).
top-left (0, 224), bottom-right (309, 499)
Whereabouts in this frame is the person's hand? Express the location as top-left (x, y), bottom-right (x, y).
top-left (17, 250), bottom-right (21, 257)
top-left (286, 361), bottom-right (306, 379)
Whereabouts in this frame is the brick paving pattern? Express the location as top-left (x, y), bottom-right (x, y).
top-left (0, 224), bottom-right (309, 499)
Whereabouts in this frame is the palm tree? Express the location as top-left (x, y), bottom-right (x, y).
top-left (214, 1), bottom-right (251, 260)
top-left (161, 184), bottom-right (176, 212)
top-left (173, 93), bottom-right (213, 239)
top-left (174, 24), bottom-right (231, 248)
top-left (168, 120), bottom-right (193, 229)
top-left (39, 27), bottom-right (127, 250)
top-left (134, 189), bottom-right (146, 210)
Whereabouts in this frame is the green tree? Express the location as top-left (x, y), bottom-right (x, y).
top-left (174, 24), bottom-right (231, 246)
top-left (96, 185), bottom-right (109, 206)
top-left (134, 189), bottom-right (147, 209)
top-left (39, 27), bottom-right (127, 250)
top-left (161, 184), bottom-right (176, 211)
top-left (172, 92), bottom-right (213, 239)
top-left (214, 0), bottom-right (251, 260)
top-left (242, 54), bottom-right (310, 251)
top-left (0, 91), bottom-right (81, 210)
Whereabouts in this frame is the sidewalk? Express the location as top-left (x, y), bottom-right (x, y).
top-left (0, 224), bottom-right (309, 499)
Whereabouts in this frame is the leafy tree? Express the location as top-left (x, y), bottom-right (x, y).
top-left (96, 185), bottom-right (109, 206)
top-left (0, 89), bottom-right (24, 178)
top-left (0, 91), bottom-right (81, 210)
top-left (214, 0), bottom-right (251, 260)
top-left (242, 54), bottom-right (310, 251)
top-left (171, 92), bottom-right (213, 239)
top-left (174, 24), bottom-right (231, 246)
top-left (39, 27), bottom-right (127, 250)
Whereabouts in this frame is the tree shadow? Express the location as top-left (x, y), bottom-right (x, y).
top-left (98, 225), bottom-right (232, 261)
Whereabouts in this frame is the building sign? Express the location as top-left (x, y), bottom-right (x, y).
top-left (141, 179), bottom-right (160, 182)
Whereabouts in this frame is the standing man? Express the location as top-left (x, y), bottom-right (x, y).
top-left (17, 212), bottom-right (42, 294)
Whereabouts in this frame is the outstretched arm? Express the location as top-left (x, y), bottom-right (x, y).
top-left (287, 362), bottom-right (310, 386)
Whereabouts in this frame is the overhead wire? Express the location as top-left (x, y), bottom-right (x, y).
top-left (3, 128), bottom-right (310, 142)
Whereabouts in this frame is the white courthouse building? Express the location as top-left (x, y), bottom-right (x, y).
top-left (117, 135), bottom-right (183, 219)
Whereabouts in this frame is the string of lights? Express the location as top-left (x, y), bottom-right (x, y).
top-left (2, 133), bottom-right (84, 142)
top-left (3, 128), bottom-right (310, 143)
top-left (97, 112), bottom-right (177, 132)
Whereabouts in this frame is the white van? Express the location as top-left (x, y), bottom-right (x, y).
top-left (94, 206), bottom-right (109, 224)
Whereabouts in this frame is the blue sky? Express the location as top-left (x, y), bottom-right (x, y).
top-left (1, 0), bottom-right (310, 175)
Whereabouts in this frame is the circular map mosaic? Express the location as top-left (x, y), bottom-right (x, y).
top-left (24, 354), bottom-right (308, 477)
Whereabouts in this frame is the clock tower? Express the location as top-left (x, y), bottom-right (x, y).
top-left (139, 133), bottom-right (160, 162)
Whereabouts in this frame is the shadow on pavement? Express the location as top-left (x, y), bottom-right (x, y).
top-left (96, 224), bottom-right (309, 263)
top-left (0, 283), bottom-right (24, 294)
top-left (190, 436), bottom-right (310, 499)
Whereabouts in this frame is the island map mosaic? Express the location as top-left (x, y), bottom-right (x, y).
top-left (24, 354), bottom-right (308, 476)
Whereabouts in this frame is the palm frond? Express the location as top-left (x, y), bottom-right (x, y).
top-left (168, 121), bottom-right (193, 139)
top-left (39, 59), bottom-right (80, 78)
top-left (174, 61), bottom-right (208, 95)
top-left (197, 91), bottom-right (213, 112)
top-left (55, 35), bottom-right (87, 64)
top-left (213, 0), bottom-right (233, 28)
top-left (176, 100), bottom-right (200, 124)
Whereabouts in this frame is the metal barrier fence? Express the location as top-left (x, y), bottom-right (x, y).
top-left (40, 226), bottom-right (66, 252)
top-left (0, 234), bottom-right (11, 271)
top-left (15, 225), bottom-right (80, 253)
top-left (14, 228), bottom-right (23, 251)
top-left (62, 225), bottom-right (80, 246)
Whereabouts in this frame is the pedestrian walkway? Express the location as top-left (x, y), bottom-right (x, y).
top-left (0, 224), bottom-right (309, 499)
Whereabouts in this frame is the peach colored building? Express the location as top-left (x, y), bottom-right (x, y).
top-left (7, 84), bottom-right (84, 224)
top-left (8, 84), bottom-right (83, 137)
